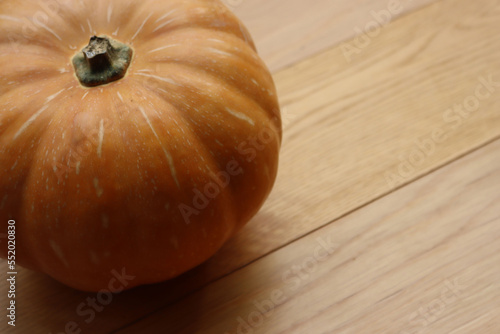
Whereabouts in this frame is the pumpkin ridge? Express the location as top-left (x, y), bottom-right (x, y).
top-left (2, 83), bottom-right (72, 145)
top-left (0, 34), bottom-right (68, 55)
top-left (129, 70), bottom-right (278, 223)
top-left (134, 81), bottom-right (240, 212)
top-left (137, 3), bottom-right (253, 48)
top-left (134, 61), bottom-right (275, 126)
top-left (0, 72), bottom-right (68, 98)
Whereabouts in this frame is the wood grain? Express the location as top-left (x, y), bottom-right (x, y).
top-left (206, 0), bottom-right (500, 298)
top-left (116, 138), bottom-right (500, 334)
top-left (230, 0), bottom-right (438, 72)
top-left (2, 0), bottom-right (500, 333)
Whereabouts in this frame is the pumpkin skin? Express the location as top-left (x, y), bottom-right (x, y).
top-left (0, 0), bottom-right (281, 291)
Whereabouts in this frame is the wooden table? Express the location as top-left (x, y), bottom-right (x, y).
top-left (2, 0), bottom-right (499, 333)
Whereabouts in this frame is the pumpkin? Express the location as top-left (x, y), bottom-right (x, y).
top-left (0, 0), bottom-right (281, 291)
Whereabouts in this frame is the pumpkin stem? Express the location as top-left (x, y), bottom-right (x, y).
top-left (83, 36), bottom-right (115, 72)
top-left (72, 35), bottom-right (133, 87)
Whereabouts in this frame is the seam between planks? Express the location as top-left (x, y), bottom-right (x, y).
top-left (111, 135), bottom-right (500, 333)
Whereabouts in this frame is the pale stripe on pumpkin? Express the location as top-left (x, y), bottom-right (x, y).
top-left (138, 106), bottom-right (180, 188)
top-left (13, 105), bottom-right (49, 140)
top-left (148, 44), bottom-right (180, 54)
top-left (46, 88), bottom-right (65, 103)
top-left (155, 9), bottom-right (177, 23)
top-left (131, 12), bottom-right (153, 41)
top-left (97, 119), bottom-right (104, 158)
top-left (49, 240), bottom-right (69, 268)
top-left (225, 107), bottom-right (255, 126)
top-left (0, 15), bottom-right (22, 22)
top-left (135, 73), bottom-right (179, 86)
top-left (107, 3), bottom-right (113, 23)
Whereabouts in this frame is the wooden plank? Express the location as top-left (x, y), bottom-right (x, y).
top-left (203, 0), bottom-right (500, 298)
top-left (229, 0), bottom-right (438, 72)
top-left (115, 138), bottom-right (500, 334)
top-left (3, 0), bottom-right (500, 333)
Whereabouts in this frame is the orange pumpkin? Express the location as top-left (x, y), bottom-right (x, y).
top-left (0, 0), bottom-right (281, 291)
